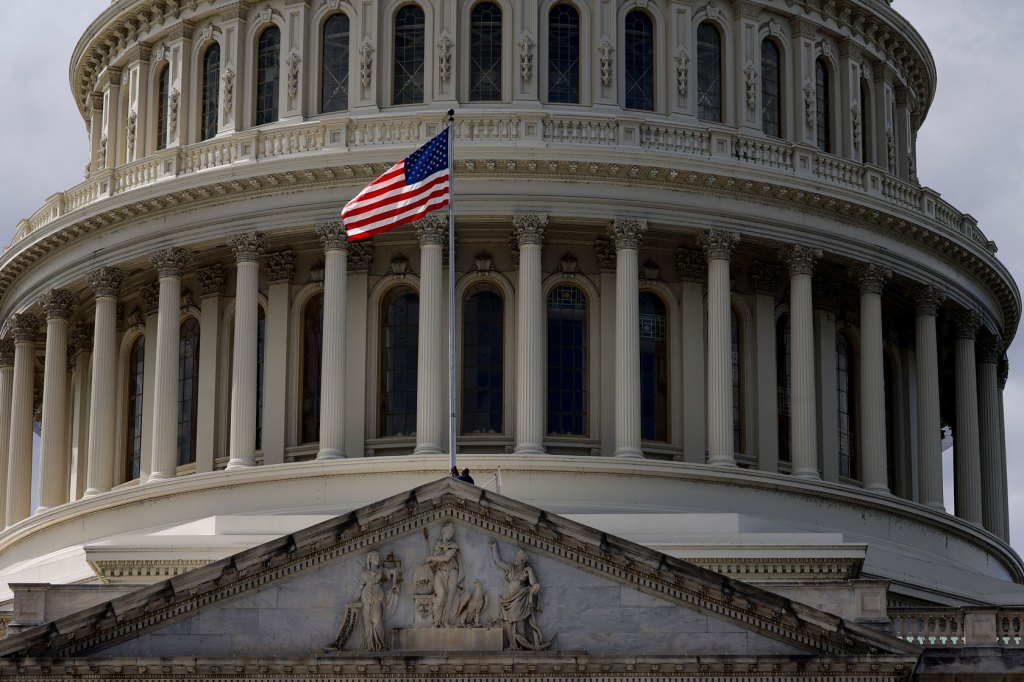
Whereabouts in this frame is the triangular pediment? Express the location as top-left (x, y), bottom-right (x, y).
top-left (0, 479), bottom-right (918, 668)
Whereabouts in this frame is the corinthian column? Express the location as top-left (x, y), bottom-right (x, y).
top-left (83, 267), bottom-right (123, 496)
top-left (6, 314), bottom-right (39, 525)
top-left (37, 289), bottom-right (77, 511)
top-left (148, 247), bottom-right (191, 482)
top-left (909, 284), bottom-right (945, 511)
top-left (850, 263), bottom-right (892, 493)
top-left (977, 335), bottom-right (1006, 538)
top-left (699, 230), bottom-right (740, 466)
top-left (610, 219), bottom-right (648, 459)
top-left (226, 232), bottom-right (267, 469)
top-left (414, 216), bottom-right (447, 455)
top-left (513, 215), bottom-right (547, 454)
top-left (315, 222), bottom-right (349, 459)
top-left (952, 311), bottom-right (982, 525)
top-left (0, 341), bottom-right (15, 526)
top-left (780, 245), bottom-right (822, 479)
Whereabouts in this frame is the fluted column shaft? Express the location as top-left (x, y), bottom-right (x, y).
top-left (952, 312), bottom-right (983, 524)
top-left (148, 248), bottom-right (191, 482)
top-left (612, 219), bottom-right (647, 459)
top-left (227, 233), bottom-right (267, 468)
top-left (38, 290), bottom-right (77, 510)
top-left (911, 286), bottom-right (944, 510)
top-left (316, 223), bottom-right (348, 459)
top-left (414, 218), bottom-right (447, 455)
top-left (852, 264), bottom-right (891, 493)
top-left (0, 343), bottom-right (14, 527)
top-left (781, 246), bottom-right (821, 479)
top-left (85, 269), bottom-right (123, 496)
top-left (700, 231), bottom-right (740, 466)
top-left (513, 216), bottom-right (547, 454)
top-left (977, 337), bottom-right (1005, 538)
top-left (6, 315), bottom-right (38, 525)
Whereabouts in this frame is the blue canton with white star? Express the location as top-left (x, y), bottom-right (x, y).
top-left (404, 128), bottom-right (450, 184)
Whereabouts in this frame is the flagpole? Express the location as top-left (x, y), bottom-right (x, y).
top-left (446, 109), bottom-right (457, 471)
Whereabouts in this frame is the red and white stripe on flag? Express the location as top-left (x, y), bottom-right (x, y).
top-left (341, 128), bottom-right (450, 241)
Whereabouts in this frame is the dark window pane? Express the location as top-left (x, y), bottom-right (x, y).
top-left (322, 14), bottom-right (350, 112)
top-left (548, 4), bottom-right (580, 103)
top-left (761, 39), bottom-right (781, 138)
top-left (462, 285), bottom-right (503, 434)
top-left (816, 58), bottom-right (831, 153)
top-left (301, 293), bottom-right (324, 443)
top-left (860, 80), bottom-right (871, 163)
top-left (547, 284), bottom-right (587, 436)
top-left (697, 22), bottom-right (722, 122)
top-left (470, 2), bottom-right (502, 101)
top-left (381, 286), bottom-right (419, 436)
top-left (177, 318), bottom-right (201, 466)
top-left (837, 333), bottom-right (855, 478)
top-left (156, 65), bottom-right (169, 150)
top-left (639, 292), bottom-right (668, 442)
top-left (393, 6), bottom-right (425, 105)
top-left (776, 315), bottom-right (791, 462)
top-left (125, 337), bottom-right (145, 481)
top-left (256, 26), bottom-right (281, 125)
top-left (201, 43), bottom-right (220, 141)
top-left (624, 11), bottom-right (654, 111)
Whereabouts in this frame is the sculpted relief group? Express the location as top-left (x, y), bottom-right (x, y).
top-left (329, 523), bottom-right (552, 653)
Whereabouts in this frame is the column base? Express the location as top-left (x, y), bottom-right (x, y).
top-left (791, 469), bottom-right (821, 480)
top-left (613, 448), bottom-right (644, 459)
top-left (864, 484), bottom-right (891, 495)
top-left (316, 449), bottom-right (346, 460)
top-left (923, 501), bottom-right (948, 513)
top-left (413, 444), bottom-right (443, 456)
top-left (707, 455), bottom-right (738, 467)
top-left (144, 472), bottom-right (174, 484)
top-left (226, 459), bottom-right (256, 470)
top-left (513, 443), bottom-right (545, 455)
top-left (82, 488), bottom-right (107, 499)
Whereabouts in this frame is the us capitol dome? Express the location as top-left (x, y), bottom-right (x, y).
top-left (0, 0), bottom-right (1020, 677)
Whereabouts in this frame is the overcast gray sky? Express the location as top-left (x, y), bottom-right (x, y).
top-left (0, 2), bottom-right (1022, 548)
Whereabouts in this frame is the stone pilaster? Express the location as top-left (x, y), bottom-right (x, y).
top-left (195, 264), bottom-right (226, 475)
top-left (977, 335), bottom-right (1006, 538)
top-left (0, 340), bottom-right (15, 527)
top-left (262, 252), bottom-right (294, 466)
top-left (413, 216), bottom-right (448, 455)
top-left (6, 314), bottom-right (39, 526)
top-left (37, 290), bottom-right (77, 511)
top-left (699, 231), bottom-right (740, 466)
top-left (908, 284), bottom-right (945, 511)
top-left (611, 219), bottom-right (648, 459)
top-left (952, 310), bottom-right (982, 525)
top-left (513, 215), bottom-right (547, 454)
top-left (750, 263), bottom-right (781, 473)
top-left (850, 263), bottom-right (891, 493)
top-left (677, 247), bottom-right (706, 463)
top-left (315, 221), bottom-right (350, 459)
top-left (84, 267), bottom-right (124, 497)
top-left (813, 278), bottom-right (841, 484)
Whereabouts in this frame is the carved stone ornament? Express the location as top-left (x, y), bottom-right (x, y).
top-left (98, 135), bottom-right (108, 168)
top-left (197, 264), bottom-right (226, 296)
top-left (227, 232), bottom-right (268, 263)
top-left (559, 253), bottom-right (578, 276)
top-left (151, 247), bottom-right (192, 278)
top-left (316, 220), bottom-right (349, 252)
top-left (999, 357), bottom-right (1009, 390)
top-left (512, 214), bottom-right (547, 247)
top-left (415, 215), bottom-right (448, 247)
top-left (519, 31), bottom-right (535, 82)
top-left (309, 262), bottom-right (325, 283)
top-left (812, 277), bottom-right (841, 313)
top-left (169, 88), bottom-right (180, 134)
top-left (181, 288), bottom-right (200, 316)
top-left (87, 266), bottom-right (125, 299)
top-left (977, 336), bottom-right (1004, 365)
top-left (609, 219), bottom-right (648, 251)
top-left (69, 323), bottom-right (94, 357)
top-left (697, 230), bottom-right (740, 261)
top-left (264, 250), bottom-right (295, 283)
top-left (594, 238), bottom-right (616, 271)
top-left (0, 339), bottom-right (14, 368)
top-left (743, 61), bottom-right (757, 110)
top-left (39, 289), bottom-right (78, 321)
top-left (886, 128), bottom-right (896, 173)
top-left (850, 262), bottom-right (892, 295)
top-left (952, 310), bottom-right (981, 340)
top-left (286, 52), bottom-right (302, 104)
top-left (748, 262), bottom-right (781, 295)
top-left (222, 69), bottom-right (235, 115)
top-left (360, 39), bottom-right (375, 88)
top-left (908, 283), bottom-right (946, 317)
top-left (674, 46), bottom-right (689, 97)
top-left (126, 306), bottom-right (147, 331)
top-left (389, 254), bottom-right (409, 277)
top-left (474, 251), bottom-right (494, 273)
top-left (127, 110), bottom-right (138, 158)
top-left (488, 538), bottom-right (551, 651)
top-left (779, 244), bottom-right (822, 276)
top-left (8, 313), bottom-right (40, 344)
top-left (328, 550), bottom-right (402, 651)
top-left (640, 259), bottom-right (661, 281)
top-left (599, 36), bottom-right (614, 87)
top-left (851, 103), bottom-right (862, 152)
top-left (140, 282), bottom-right (162, 315)
top-left (348, 241), bottom-right (374, 273)
top-left (437, 34), bottom-right (454, 83)
top-left (803, 81), bottom-right (815, 128)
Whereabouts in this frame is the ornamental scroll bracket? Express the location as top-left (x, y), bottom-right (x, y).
top-left (599, 36), bottom-right (614, 88)
top-left (674, 46), bottom-right (689, 97)
top-left (437, 34), bottom-right (454, 83)
top-left (360, 39), bottom-right (375, 88)
top-left (519, 31), bottom-right (535, 83)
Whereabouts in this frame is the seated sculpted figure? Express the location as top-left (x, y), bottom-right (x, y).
top-left (488, 538), bottom-right (550, 650)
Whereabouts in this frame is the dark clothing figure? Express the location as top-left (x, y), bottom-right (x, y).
top-left (455, 468), bottom-right (475, 484)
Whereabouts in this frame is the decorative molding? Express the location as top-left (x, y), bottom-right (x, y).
top-left (197, 264), bottom-right (226, 297)
top-left (69, 323), bottom-right (94, 357)
top-left (7, 313), bottom-right (40, 344)
top-left (222, 69), bottom-right (235, 115)
top-left (315, 220), bottom-right (349, 252)
top-left (598, 36), bottom-right (614, 87)
top-left (264, 250), bottom-right (295, 283)
top-left (952, 310), bottom-right (981, 341)
top-left (437, 34), bottom-right (453, 83)
top-left (0, 339), bottom-right (14, 368)
top-left (286, 51), bottom-right (302, 105)
top-left (126, 111), bottom-right (138, 158)
top-left (150, 247), bottom-right (192, 278)
top-left (389, 254), bottom-right (410, 278)
top-left (743, 62), bottom-right (757, 111)
top-left (140, 282), bottom-right (161, 315)
top-left (169, 88), bottom-right (180, 134)
top-left (359, 39), bottom-right (375, 88)
top-left (779, 244), bottom-right (822, 276)
top-left (39, 289), bottom-right (77, 321)
top-left (886, 128), bottom-right (896, 173)
top-left (675, 247), bottom-right (705, 282)
top-left (180, 288), bottom-right (200, 316)
top-left (512, 214), bottom-right (546, 247)
top-left (803, 81), bottom-right (815, 129)
top-left (812, 277), bottom-right (842, 313)
top-left (594, 238), bottom-right (615, 271)
top-left (609, 219), bottom-right (647, 251)
top-left (640, 259), bottom-right (661, 281)
top-left (348, 240), bottom-right (374, 272)
top-left (851, 104), bottom-right (862, 153)
top-left (749, 263), bottom-right (781, 295)
top-left (474, 250), bottom-right (494, 274)
top-left (849, 262), bottom-right (892, 295)
top-left (518, 31), bottom-right (535, 82)
top-left (674, 46), bottom-right (689, 97)
top-left (415, 215), bottom-right (448, 247)
top-left (697, 230), bottom-right (740, 261)
top-left (227, 232), bottom-right (268, 263)
top-left (558, 253), bottom-right (578, 276)
top-left (87, 266), bottom-right (124, 299)
top-left (908, 284), bottom-right (945, 317)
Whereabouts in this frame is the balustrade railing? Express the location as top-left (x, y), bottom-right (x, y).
top-left (890, 609), bottom-right (1024, 647)
top-left (733, 137), bottom-right (793, 170)
top-left (182, 137), bottom-right (237, 173)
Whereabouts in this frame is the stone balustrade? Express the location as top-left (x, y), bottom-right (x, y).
top-left (891, 608), bottom-right (1024, 647)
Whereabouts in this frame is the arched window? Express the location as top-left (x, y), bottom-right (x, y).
top-left (547, 283), bottom-right (587, 436)
top-left (393, 5), bottom-right (426, 105)
top-left (836, 332), bottom-right (855, 478)
top-left (860, 79), bottom-right (872, 163)
top-left (380, 286), bottom-right (419, 437)
top-left (156, 64), bottom-right (170, 150)
top-left (177, 317), bottom-right (201, 466)
top-left (301, 292), bottom-right (324, 444)
top-left (815, 57), bottom-right (831, 153)
top-left (462, 284), bottom-right (504, 434)
top-left (322, 13), bottom-right (350, 112)
top-left (731, 307), bottom-right (742, 453)
top-left (125, 336), bottom-right (145, 481)
top-left (470, 2), bottom-right (503, 101)
top-left (761, 39), bottom-right (781, 138)
top-left (255, 25), bottom-right (281, 125)
top-left (776, 314), bottom-right (791, 462)
top-left (200, 43), bottom-right (220, 141)
top-left (639, 291), bottom-right (668, 442)
top-left (255, 307), bottom-right (266, 451)
top-left (624, 10), bottom-right (654, 111)
top-left (697, 23), bottom-right (722, 122)
top-left (548, 4), bottom-right (580, 103)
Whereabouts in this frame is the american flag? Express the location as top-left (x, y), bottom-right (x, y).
top-left (341, 128), bottom-right (450, 241)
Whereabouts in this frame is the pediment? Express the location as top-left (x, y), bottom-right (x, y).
top-left (0, 478), bottom-right (918, 667)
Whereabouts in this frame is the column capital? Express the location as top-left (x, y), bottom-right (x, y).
top-left (513, 214), bottom-right (547, 246)
top-left (87, 267), bottom-right (125, 299)
top-left (8, 313), bottom-right (40, 343)
top-left (675, 247), bottom-right (706, 282)
top-left (595, 239), bottom-right (616, 271)
top-left (315, 220), bottom-right (349, 252)
top-left (227, 232), bottom-right (268, 263)
top-left (69, 323), bottom-right (94, 357)
top-left (908, 283), bottom-right (946, 317)
top-left (197, 264), bottom-right (227, 296)
top-left (264, 250), bottom-right (295, 283)
top-left (998, 357), bottom-right (1009, 390)
top-left (697, 230), bottom-right (740, 261)
top-left (977, 336), bottom-right (1004, 365)
top-left (812, 277), bottom-right (842, 313)
top-left (140, 282), bottom-right (162, 315)
top-left (850, 262), bottom-right (892, 295)
top-left (150, 247), bottom-right (192, 278)
top-left (348, 241), bottom-right (375, 273)
top-left (952, 310), bottom-right (981, 340)
top-left (0, 339), bottom-right (14, 367)
top-left (39, 289), bottom-right (78, 321)
top-left (779, 244), bottom-right (822, 275)
top-left (749, 262), bottom-right (781, 295)
top-left (610, 219), bottom-right (648, 251)
top-left (415, 215), bottom-right (449, 247)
